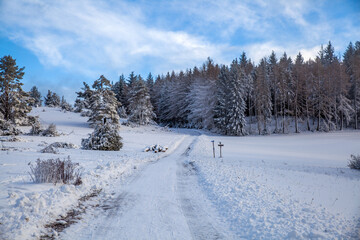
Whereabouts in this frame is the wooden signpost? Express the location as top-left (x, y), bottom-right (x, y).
top-left (218, 142), bottom-right (224, 158)
top-left (211, 140), bottom-right (215, 158)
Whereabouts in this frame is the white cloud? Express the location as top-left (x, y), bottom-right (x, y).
top-left (0, 0), bottom-right (227, 77)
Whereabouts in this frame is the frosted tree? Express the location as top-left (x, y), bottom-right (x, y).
top-left (74, 82), bottom-right (92, 113)
top-left (88, 75), bottom-right (120, 127)
top-left (44, 90), bottom-right (60, 107)
top-left (0, 55), bottom-right (32, 124)
top-left (29, 86), bottom-right (42, 107)
top-left (111, 74), bottom-right (128, 108)
top-left (82, 122), bottom-right (123, 151)
top-left (61, 96), bottom-right (73, 112)
top-left (128, 76), bottom-right (155, 125)
top-left (343, 41), bottom-right (360, 129)
top-left (268, 51), bottom-right (280, 132)
top-left (254, 58), bottom-right (272, 135)
top-left (278, 53), bottom-right (294, 133)
top-left (293, 53), bottom-right (305, 133)
top-left (226, 60), bottom-right (247, 135)
top-left (187, 76), bottom-right (217, 129)
top-left (214, 66), bottom-right (230, 134)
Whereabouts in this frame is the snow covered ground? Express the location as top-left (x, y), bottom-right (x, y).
top-left (0, 107), bottom-right (359, 239)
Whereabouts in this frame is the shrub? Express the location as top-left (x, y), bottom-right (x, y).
top-left (28, 157), bottom-right (82, 185)
top-left (0, 119), bottom-right (21, 136)
top-left (82, 122), bottom-right (123, 151)
top-left (348, 154), bottom-right (360, 170)
top-left (29, 118), bottom-right (42, 135)
top-left (42, 123), bottom-right (59, 137)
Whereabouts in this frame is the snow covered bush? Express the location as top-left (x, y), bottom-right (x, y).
top-left (29, 117), bottom-right (42, 135)
top-left (41, 123), bottom-right (59, 137)
top-left (28, 157), bottom-right (82, 185)
top-left (81, 122), bottom-right (123, 151)
top-left (0, 119), bottom-right (21, 136)
top-left (348, 154), bottom-right (360, 170)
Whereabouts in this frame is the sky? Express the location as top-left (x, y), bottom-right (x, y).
top-left (0, 0), bottom-right (359, 103)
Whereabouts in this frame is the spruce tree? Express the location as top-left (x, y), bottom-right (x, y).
top-left (226, 60), bottom-right (247, 135)
top-left (74, 82), bottom-right (92, 113)
top-left (88, 75), bottom-right (120, 127)
top-left (214, 66), bottom-right (230, 134)
top-left (29, 86), bottom-right (42, 107)
top-left (0, 55), bottom-right (30, 123)
top-left (128, 76), bottom-right (155, 125)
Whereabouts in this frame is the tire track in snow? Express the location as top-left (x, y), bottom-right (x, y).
top-left (177, 138), bottom-right (232, 240)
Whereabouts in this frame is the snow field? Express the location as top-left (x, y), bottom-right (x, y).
top-left (189, 133), bottom-right (360, 239)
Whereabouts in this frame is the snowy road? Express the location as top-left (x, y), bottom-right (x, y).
top-left (61, 136), bottom-right (232, 240)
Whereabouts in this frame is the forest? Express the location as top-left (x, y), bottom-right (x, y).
top-left (1, 41), bottom-right (360, 136)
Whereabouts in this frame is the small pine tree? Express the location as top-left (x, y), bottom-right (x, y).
top-left (29, 86), bottom-right (42, 107)
top-left (44, 90), bottom-right (60, 107)
top-left (61, 96), bottom-right (73, 112)
top-left (88, 75), bottom-right (120, 127)
top-left (82, 122), bottom-right (123, 151)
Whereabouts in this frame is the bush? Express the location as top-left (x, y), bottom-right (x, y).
top-left (41, 123), bottom-right (59, 137)
top-left (82, 122), bottom-right (123, 151)
top-left (0, 119), bottom-right (21, 136)
top-left (29, 117), bottom-right (42, 135)
top-left (28, 157), bottom-right (82, 185)
top-left (348, 154), bottom-right (360, 170)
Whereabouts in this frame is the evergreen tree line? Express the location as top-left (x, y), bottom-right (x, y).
top-left (116, 41), bottom-right (358, 135)
top-left (74, 74), bottom-right (154, 127)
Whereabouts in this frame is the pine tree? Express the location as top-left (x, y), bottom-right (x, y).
top-left (29, 86), bottom-right (42, 107)
top-left (128, 76), bottom-right (155, 125)
top-left (226, 60), bottom-right (247, 135)
top-left (61, 96), bottom-right (73, 111)
top-left (254, 58), bottom-right (272, 134)
top-left (0, 55), bottom-right (31, 123)
top-left (214, 66), bottom-right (230, 134)
top-left (269, 51), bottom-right (280, 132)
top-left (74, 82), bottom-right (92, 113)
top-left (111, 74), bottom-right (128, 107)
top-left (44, 90), bottom-right (60, 107)
top-left (344, 41), bottom-right (360, 129)
top-left (81, 122), bottom-right (123, 151)
top-left (88, 75), bottom-right (120, 127)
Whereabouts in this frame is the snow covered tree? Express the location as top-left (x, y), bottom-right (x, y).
top-left (225, 60), bottom-right (247, 135)
top-left (81, 122), bottom-right (123, 151)
top-left (61, 96), bottom-right (73, 112)
top-left (0, 55), bottom-right (32, 123)
top-left (278, 53), bottom-right (294, 133)
top-left (268, 51), bottom-right (280, 132)
top-left (29, 86), bottom-right (42, 107)
top-left (44, 90), bottom-right (60, 107)
top-left (254, 58), bottom-right (272, 134)
top-left (111, 74), bottom-right (128, 108)
top-left (187, 76), bottom-right (217, 129)
top-left (343, 41), bottom-right (360, 129)
top-left (214, 65), bottom-right (230, 134)
top-left (74, 82), bottom-right (92, 113)
top-left (128, 75), bottom-right (155, 125)
top-left (88, 75), bottom-right (120, 127)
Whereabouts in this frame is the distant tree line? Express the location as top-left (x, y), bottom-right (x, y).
top-left (143, 41), bottom-right (359, 135)
top-left (74, 41), bottom-right (360, 135)
top-left (2, 40), bottom-right (359, 136)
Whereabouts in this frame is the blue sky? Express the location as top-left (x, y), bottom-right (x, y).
top-left (0, 0), bottom-right (359, 103)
